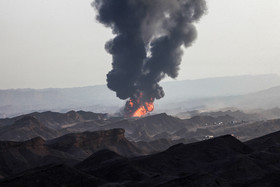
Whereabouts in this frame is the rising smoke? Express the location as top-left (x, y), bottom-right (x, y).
top-left (93, 0), bottom-right (207, 116)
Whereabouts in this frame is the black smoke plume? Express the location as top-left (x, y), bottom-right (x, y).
top-left (93, 0), bottom-right (207, 116)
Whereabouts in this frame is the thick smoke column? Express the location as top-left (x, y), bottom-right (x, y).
top-left (93, 0), bottom-right (207, 116)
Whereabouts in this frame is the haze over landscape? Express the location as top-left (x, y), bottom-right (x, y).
top-left (0, 0), bottom-right (279, 89)
top-left (0, 0), bottom-right (280, 186)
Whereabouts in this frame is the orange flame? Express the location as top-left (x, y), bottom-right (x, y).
top-left (132, 101), bottom-right (154, 117)
top-left (128, 100), bottom-right (134, 107)
top-left (125, 93), bottom-right (154, 117)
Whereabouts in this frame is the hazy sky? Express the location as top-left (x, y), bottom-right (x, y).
top-left (0, 0), bottom-right (279, 89)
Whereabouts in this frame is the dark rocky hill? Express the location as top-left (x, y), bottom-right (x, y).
top-left (0, 137), bottom-right (76, 177)
top-left (0, 111), bottom-right (109, 141)
top-left (0, 116), bottom-right (61, 141)
top-left (26, 110), bottom-right (107, 130)
top-left (72, 134), bottom-right (280, 186)
top-left (134, 138), bottom-right (198, 154)
top-left (245, 128), bottom-right (280, 151)
top-left (2, 130), bottom-right (280, 186)
top-left (2, 110), bottom-right (280, 144)
top-left (102, 113), bottom-right (188, 141)
top-left (0, 164), bottom-right (104, 187)
top-left (0, 110), bottom-right (107, 129)
top-left (0, 112), bottom-right (188, 142)
top-left (0, 128), bottom-right (146, 178)
top-left (0, 118), bottom-right (14, 128)
top-left (47, 128), bottom-right (143, 159)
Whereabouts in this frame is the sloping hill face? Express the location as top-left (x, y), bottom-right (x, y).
top-left (134, 138), bottom-right (198, 155)
top-left (245, 129), bottom-right (280, 151)
top-left (78, 135), bottom-right (252, 179)
top-left (0, 128), bottom-right (145, 178)
top-left (0, 164), bottom-right (105, 187)
top-left (118, 112), bottom-right (280, 142)
top-left (0, 116), bottom-right (61, 141)
top-left (0, 137), bottom-right (76, 177)
top-left (102, 113), bottom-right (189, 141)
top-left (1, 110), bottom-right (280, 145)
top-left (0, 118), bottom-right (14, 128)
top-left (0, 112), bottom-right (190, 142)
top-left (0, 110), bottom-right (107, 129)
top-left (25, 110), bottom-right (108, 130)
top-left (102, 112), bottom-right (277, 142)
top-left (47, 128), bottom-right (143, 159)
top-left (76, 149), bottom-right (124, 170)
top-left (0, 111), bottom-right (110, 141)
top-left (133, 113), bottom-right (188, 135)
top-left (74, 135), bottom-right (280, 186)
top-left (3, 132), bottom-right (280, 186)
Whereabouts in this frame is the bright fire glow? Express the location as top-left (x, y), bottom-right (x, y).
top-left (128, 100), bottom-right (134, 107)
top-left (132, 102), bottom-right (154, 117)
top-left (125, 93), bottom-right (154, 117)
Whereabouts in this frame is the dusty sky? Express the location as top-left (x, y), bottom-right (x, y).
top-left (0, 0), bottom-right (279, 89)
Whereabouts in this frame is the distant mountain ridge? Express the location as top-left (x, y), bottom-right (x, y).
top-left (1, 74), bottom-right (280, 117)
top-left (183, 85), bottom-right (280, 111)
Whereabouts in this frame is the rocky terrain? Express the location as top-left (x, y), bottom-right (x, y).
top-left (1, 130), bottom-right (280, 186)
top-left (0, 137), bottom-right (76, 177)
top-left (1, 110), bottom-right (280, 143)
top-left (0, 128), bottom-right (147, 178)
top-left (0, 111), bottom-right (109, 141)
top-left (0, 110), bottom-right (280, 186)
top-left (46, 128), bottom-right (143, 158)
top-left (0, 116), bottom-right (61, 141)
